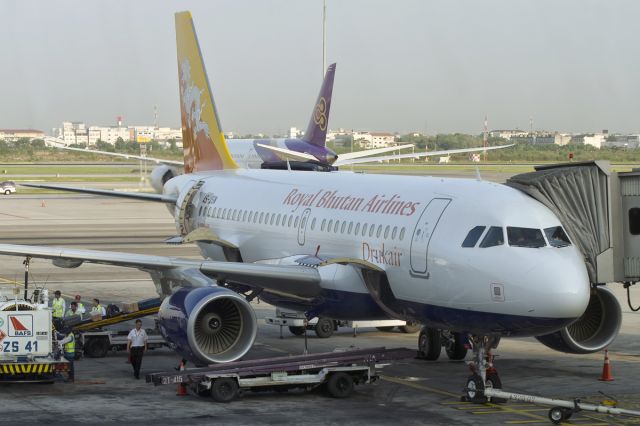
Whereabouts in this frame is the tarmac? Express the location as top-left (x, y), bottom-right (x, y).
top-left (0, 194), bottom-right (639, 425)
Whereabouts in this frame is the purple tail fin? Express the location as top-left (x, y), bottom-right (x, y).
top-left (302, 63), bottom-right (336, 147)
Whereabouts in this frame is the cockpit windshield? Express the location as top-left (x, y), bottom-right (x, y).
top-left (507, 227), bottom-right (546, 248)
top-left (544, 226), bottom-right (572, 247)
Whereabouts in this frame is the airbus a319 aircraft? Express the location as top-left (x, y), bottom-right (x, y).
top-left (0, 11), bottom-right (620, 398)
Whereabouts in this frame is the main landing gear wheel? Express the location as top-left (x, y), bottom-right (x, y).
top-left (485, 371), bottom-right (507, 403)
top-left (464, 374), bottom-right (486, 404)
top-left (400, 322), bottom-right (421, 334)
top-left (288, 326), bottom-right (306, 336)
top-left (444, 332), bottom-right (468, 360)
top-left (418, 327), bottom-right (441, 360)
top-left (315, 318), bottom-right (334, 338)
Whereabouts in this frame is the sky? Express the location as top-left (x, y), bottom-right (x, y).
top-left (1, 0), bottom-right (639, 136)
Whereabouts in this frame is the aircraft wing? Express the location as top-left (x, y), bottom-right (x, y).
top-left (0, 244), bottom-right (322, 298)
top-left (255, 144), bottom-right (318, 162)
top-left (333, 144), bottom-right (414, 165)
top-left (336, 144), bottom-right (515, 166)
top-left (51, 145), bottom-right (183, 166)
top-left (21, 183), bottom-right (177, 204)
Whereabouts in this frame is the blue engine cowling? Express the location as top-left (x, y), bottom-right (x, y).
top-left (158, 286), bottom-right (257, 365)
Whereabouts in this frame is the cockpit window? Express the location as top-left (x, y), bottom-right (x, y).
top-left (462, 226), bottom-right (486, 248)
top-left (507, 227), bottom-right (546, 248)
top-left (479, 226), bottom-right (504, 248)
top-left (544, 226), bottom-right (572, 247)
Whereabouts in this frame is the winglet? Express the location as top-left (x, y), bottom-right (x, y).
top-left (175, 11), bottom-right (238, 172)
top-left (302, 63), bottom-right (336, 147)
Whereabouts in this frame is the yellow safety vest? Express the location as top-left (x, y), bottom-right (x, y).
top-left (92, 305), bottom-right (103, 314)
top-left (52, 298), bottom-right (64, 318)
top-left (64, 333), bottom-right (75, 354)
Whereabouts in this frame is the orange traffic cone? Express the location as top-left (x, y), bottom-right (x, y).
top-left (599, 349), bottom-right (614, 381)
top-left (176, 361), bottom-right (188, 396)
top-left (41, 200), bottom-right (46, 208)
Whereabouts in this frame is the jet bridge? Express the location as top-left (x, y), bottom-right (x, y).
top-left (505, 161), bottom-right (640, 354)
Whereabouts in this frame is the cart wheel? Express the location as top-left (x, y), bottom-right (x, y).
top-left (465, 374), bottom-right (487, 404)
top-left (417, 327), bottom-right (441, 360)
top-left (211, 378), bottom-right (238, 403)
top-left (400, 322), bottom-right (421, 334)
top-left (485, 371), bottom-right (507, 404)
top-left (548, 406), bottom-right (564, 424)
top-left (376, 326), bottom-right (395, 332)
top-left (288, 326), bottom-right (306, 336)
top-left (444, 332), bottom-right (468, 360)
top-left (315, 318), bottom-right (334, 338)
top-left (84, 338), bottom-right (109, 358)
top-left (327, 372), bottom-right (354, 398)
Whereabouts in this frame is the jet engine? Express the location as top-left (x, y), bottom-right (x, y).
top-left (535, 286), bottom-right (622, 354)
top-left (158, 286), bottom-right (257, 365)
top-left (149, 165), bottom-right (179, 193)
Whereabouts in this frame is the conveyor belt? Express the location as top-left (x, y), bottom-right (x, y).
top-left (71, 306), bottom-right (160, 331)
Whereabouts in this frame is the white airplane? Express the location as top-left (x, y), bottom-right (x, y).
top-left (1, 12), bottom-right (618, 400)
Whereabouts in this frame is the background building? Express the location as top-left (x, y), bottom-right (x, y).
top-left (0, 129), bottom-right (44, 141)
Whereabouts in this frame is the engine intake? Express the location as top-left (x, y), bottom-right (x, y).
top-left (535, 286), bottom-right (621, 354)
top-left (149, 165), bottom-right (179, 194)
top-left (158, 286), bottom-right (257, 364)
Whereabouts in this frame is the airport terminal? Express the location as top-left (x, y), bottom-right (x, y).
top-left (1, 2), bottom-right (640, 425)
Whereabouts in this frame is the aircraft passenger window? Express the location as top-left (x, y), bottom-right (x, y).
top-left (294, 216), bottom-right (300, 228)
top-left (462, 226), bottom-right (486, 248)
top-left (288, 216), bottom-right (293, 227)
top-left (276, 214), bottom-right (282, 225)
top-left (243, 211), bottom-right (247, 222)
top-left (630, 208), bottom-right (640, 235)
top-left (355, 223), bottom-right (361, 235)
top-left (479, 226), bottom-right (504, 248)
top-left (507, 227), bottom-right (546, 248)
top-left (311, 218), bottom-right (316, 230)
top-left (227, 209), bottom-right (233, 220)
top-left (544, 226), bottom-right (572, 247)
top-left (369, 225), bottom-right (375, 237)
top-left (301, 217), bottom-right (307, 229)
top-left (321, 219), bottom-right (326, 231)
top-left (270, 214), bottom-right (275, 226)
top-left (259, 212), bottom-right (264, 223)
top-left (392, 226), bottom-right (398, 240)
top-left (232, 209), bottom-right (237, 220)
top-left (264, 213), bottom-right (269, 224)
top-left (222, 208), bottom-right (228, 220)
top-left (328, 219), bottom-right (333, 231)
top-left (282, 215), bottom-right (287, 226)
top-left (362, 224), bottom-right (368, 237)
top-left (334, 220), bottom-right (340, 233)
top-left (399, 228), bottom-right (406, 240)
top-left (341, 221), bottom-right (346, 234)
top-left (213, 208), bottom-right (218, 218)
top-left (248, 211), bottom-right (254, 223)
top-left (376, 225), bottom-right (382, 238)
top-left (384, 226), bottom-right (390, 239)
top-left (348, 222), bottom-right (353, 234)
top-left (199, 206), bottom-right (203, 215)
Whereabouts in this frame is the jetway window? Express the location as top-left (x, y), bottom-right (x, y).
top-left (507, 227), bottom-right (546, 248)
top-left (479, 226), bottom-right (504, 248)
top-left (544, 226), bottom-right (572, 247)
top-left (630, 208), bottom-right (640, 235)
top-left (462, 226), bottom-right (486, 247)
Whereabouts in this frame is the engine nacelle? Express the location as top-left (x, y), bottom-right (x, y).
top-left (535, 286), bottom-right (622, 354)
top-left (158, 286), bottom-right (257, 365)
top-left (149, 165), bottom-right (179, 194)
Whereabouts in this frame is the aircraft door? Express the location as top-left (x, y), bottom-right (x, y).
top-left (410, 198), bottom-right (451, 277)
top-left (297, 208), bottom-right (311, 246)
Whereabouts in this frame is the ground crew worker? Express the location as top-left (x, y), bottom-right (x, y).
top-left (74, 295), bottom-right (86, 314)
top-left (91, 298), bottom-right (106, 316)
top-left (52, 291), bottom-right (65, 320)
top-left (65, 301), bottom-right (80, 318)
top-left (57, 331), bottom-right (75, 383)
top-left (127, 319), bottom-right (148, 379)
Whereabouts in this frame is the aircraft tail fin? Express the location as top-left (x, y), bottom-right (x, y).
top-left (302, 63), bottom-right (336, 147)
top-left (175, 11), bottom-right (238, 172)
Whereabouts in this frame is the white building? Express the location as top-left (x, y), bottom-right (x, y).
top-left (489, 130), bottom-right (528, 140)
top-left (583, 134), bottom-right (606, 149)
top-left (0, 129), bottom-right (44, 141)
top-left (352, 131), bottom-right (396, 149)
top-left (289, 127), bottom-right (302, 139)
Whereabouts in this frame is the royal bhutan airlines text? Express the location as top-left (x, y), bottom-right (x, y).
top-left (283, 189), bottom-right (420, 216)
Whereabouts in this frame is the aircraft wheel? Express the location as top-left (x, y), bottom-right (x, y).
top-left (444, 332), bottom-right (468, 360)
top-left (315, 318), bottom-right (334, 338)
top-left (485, 371), bottom-right (507, 403)
top-left (288, 326), bottom-right (306, 336)
top-left (548, 407), bottom-right (564, 424)
top-left (211, 378), bottom-right (238, 403)
top-left (465, 374), bottom-right (487, 404)
top-left (417, 327), bottom-right (441, 360)
top-left (400, 322), bottom-right (421, 334)
top-left (326, 372), bottom-right (354, 398)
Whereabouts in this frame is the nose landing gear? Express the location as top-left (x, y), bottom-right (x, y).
top-left (462, 335), bottom-right (506, 403)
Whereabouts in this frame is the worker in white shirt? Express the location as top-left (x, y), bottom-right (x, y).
top-left (74, 295), bottom-right (86, 314)
top-left (52, 290), bottom-right (66, 320)
top-left (91, 298), bottom-right (106, 316)
top-left (127, 319), bottom-right (148, 379)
